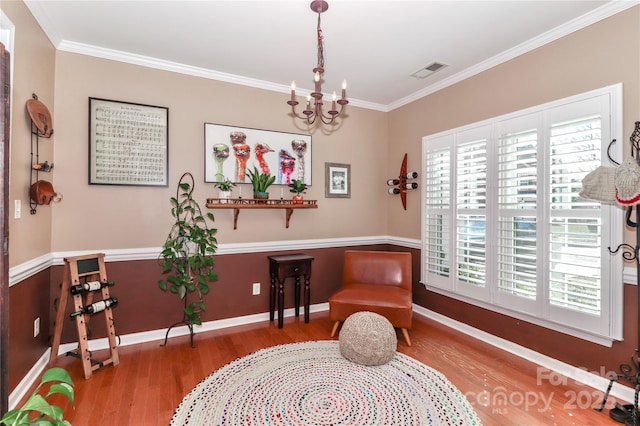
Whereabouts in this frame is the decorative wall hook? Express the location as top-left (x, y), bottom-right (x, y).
top-left (387, 153), bottom-right (418, 210)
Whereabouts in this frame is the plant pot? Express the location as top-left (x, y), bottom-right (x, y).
top-left (218, 190), bottom-right (231, 203)
top-left (254, 191), bottom-right (269, 202)
top-left (292, 195), bottom-right (304, 204)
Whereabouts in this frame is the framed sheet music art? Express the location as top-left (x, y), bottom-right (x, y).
top-left (88, 97), bottom-right (168, 186)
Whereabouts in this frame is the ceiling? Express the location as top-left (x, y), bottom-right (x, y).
top-left (23, 0), bottom-right (635, 111)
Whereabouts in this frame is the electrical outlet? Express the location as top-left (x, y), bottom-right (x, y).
top-left (33, 317), bottom-right (40, 337)
top-left (252, 282), bottom-right (260, 295)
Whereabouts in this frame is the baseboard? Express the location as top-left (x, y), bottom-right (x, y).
top-left (414, 305), bottom-right (634, 405)
top-left (8, 348), bottom-right (52, 410)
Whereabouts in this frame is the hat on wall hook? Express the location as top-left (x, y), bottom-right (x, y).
top-left (25, 93), bottom-right (53, 137)
top-left (29, 180), bottom-right (62, 207)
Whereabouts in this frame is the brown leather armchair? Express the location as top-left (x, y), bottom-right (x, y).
top-left (329, 250), bottom-right (413, 346)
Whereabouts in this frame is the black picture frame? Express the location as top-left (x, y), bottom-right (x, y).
top-left (88, 97), bottom-right (168, 186)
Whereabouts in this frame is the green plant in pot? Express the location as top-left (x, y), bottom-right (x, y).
top-left (1, 367), bottom-right (74, 426)
top-left (214, 178), bottom-right (235, 203)
top-left (248, 166), bottom-right (275, 201)
top-left (159, 172), bottom-right (218, 346)
top-left (288, 179), bottom-right (307, 204)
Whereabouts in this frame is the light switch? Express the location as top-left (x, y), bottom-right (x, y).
top-left (14, 200), bottom-right (21, 219)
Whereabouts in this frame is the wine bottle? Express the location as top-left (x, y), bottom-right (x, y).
top-left (404, 172), bottom-right (419, 179)
top-left (70, 280), bottom-right (115, 295)
top-left (388, 187), bottom-right (401, 195)
top-left (70, 297), bottom-right (118, 318)
top-left (404, 182), bottom-right (419, 190)
top-left (386, 179), bottom-right (400, 186)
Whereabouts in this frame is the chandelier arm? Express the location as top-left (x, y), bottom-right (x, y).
top-left (289, 104), bottom-right (317, 123)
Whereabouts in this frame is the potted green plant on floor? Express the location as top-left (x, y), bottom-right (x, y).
top-left (288, 179), bottom-right (307, 204)
top-left (248, 166), bottom-right (275, 201)
top-left (214, 177), bottom-right (235, 203)
top-left (158, 172), bottom-right (218, 346)
top-left (1, 367), bottom-right (74, 426)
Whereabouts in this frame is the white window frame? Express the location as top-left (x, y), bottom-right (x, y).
top-left (421, 84), bottom-right (623, 346)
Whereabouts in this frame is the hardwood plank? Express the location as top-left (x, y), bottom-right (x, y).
top-left (34, 313), bottom-right (625, 425)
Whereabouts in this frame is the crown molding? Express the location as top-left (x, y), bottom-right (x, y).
top-left (26, 1), bottom-right (636, 113)
top-left (387, 0), bottom-right (640, 111)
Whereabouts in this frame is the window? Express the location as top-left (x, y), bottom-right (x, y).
top-left (421, 84), bottom-right (623, 345)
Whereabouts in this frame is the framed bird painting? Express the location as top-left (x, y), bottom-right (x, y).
top-left (204, 123), bottom-right (312, 186)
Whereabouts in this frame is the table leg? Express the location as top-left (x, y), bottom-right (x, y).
top-left (294, 275), bottom-right (301, 317)
top-left (278, 278), bottom-right (285, 328)
top-left (304, 274), bottom-right (310, 323)
top-left (269, 273), bottom-right (276, 322)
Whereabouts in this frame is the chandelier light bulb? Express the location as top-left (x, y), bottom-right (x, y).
top-left (290, 81), bottom-right (296, 102)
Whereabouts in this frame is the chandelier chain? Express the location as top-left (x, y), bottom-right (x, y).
top-left (317, 12), bottom-right (324, 69)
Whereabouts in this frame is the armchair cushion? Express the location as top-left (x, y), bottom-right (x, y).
top-left (329, 250), bottom-right (413, 345)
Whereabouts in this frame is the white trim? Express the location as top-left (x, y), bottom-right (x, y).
top-left (56, 303), bottom-right (330, 355)
top-left (9, 236), bottom-right (419, 286)
top-left (8, 253), bottom-right (53, 287)
top-left (388, 1), bottom-right (639, 110)
top-left (57, 40), bottom-right (386, 113)
top-left (414, 305), bottom-right (635, 406)
top-left (11, 303), bottom-right (633, 410)
top-left (23, 1), bottom-right (637, 113)
top-left (7, 348), bottom-right (51, 410)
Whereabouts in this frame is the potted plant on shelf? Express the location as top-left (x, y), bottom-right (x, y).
top-left (1, 367), bottom-right (74, 426)
top-left (288, 179), bottom-right (308, 204)
top-left (214, 178), bottom-right (235, 203)
top-left (158, 172), bottom-right (218, 347)
top-left (248, 166), bottom-right (275, 201)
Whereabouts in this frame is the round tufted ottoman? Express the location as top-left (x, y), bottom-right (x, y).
top-left (338, 311), bottom-right (397, 366)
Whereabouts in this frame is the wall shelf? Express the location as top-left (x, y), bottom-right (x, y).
top-left (205, 198), bottom-right (318, 229)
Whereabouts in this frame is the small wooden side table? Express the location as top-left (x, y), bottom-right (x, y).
top-left (268, 254), bottom-right (314, 328)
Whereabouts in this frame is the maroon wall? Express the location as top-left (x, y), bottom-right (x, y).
top-left (46, 245), bottom-right (386, 344)
top-left (8, 244), bottom-right (636, 394)
top-left (414, 275), bottom-right (638, 384)
top-left (8, 270), bottom-right (51, 390)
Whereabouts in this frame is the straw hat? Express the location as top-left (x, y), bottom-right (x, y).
top-left (579, 166), bottom-right (616, 203)
top-left (615, 157), bottom-right (640, 206)
top-left (25, 98), bottom-right (53, 137)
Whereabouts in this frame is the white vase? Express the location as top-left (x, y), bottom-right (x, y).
top-left (219, 190), bottom-right (231, 203)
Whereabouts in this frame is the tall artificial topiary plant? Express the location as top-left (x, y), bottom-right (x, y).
top-left (158, 172), bottom-right (218, 329)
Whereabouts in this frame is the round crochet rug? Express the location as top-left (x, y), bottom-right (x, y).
top-left (171, 340), bottom-right (481, 426)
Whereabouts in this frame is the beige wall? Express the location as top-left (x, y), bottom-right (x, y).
top-left (3, 0), bottom-right (55, 266)
top-left (50, 54), bottom-right (388, 252)
top-left (387, 6), bottom-right (640, 241)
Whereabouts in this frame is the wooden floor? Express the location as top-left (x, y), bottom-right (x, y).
top-left (38, 312), bottom-right (626, 425)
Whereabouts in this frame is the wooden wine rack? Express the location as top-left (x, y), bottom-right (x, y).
top-left (49, 253), bottom-right (119, 379)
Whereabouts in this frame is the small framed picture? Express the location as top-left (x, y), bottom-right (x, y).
top-left (325, 162), bottom-right (350, 198)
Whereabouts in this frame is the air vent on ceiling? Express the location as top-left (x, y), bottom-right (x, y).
top-left (411, 62), bottom-right (448, 79)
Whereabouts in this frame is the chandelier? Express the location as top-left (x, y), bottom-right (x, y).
top-left (287, 0), bottom-right (348, 126)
